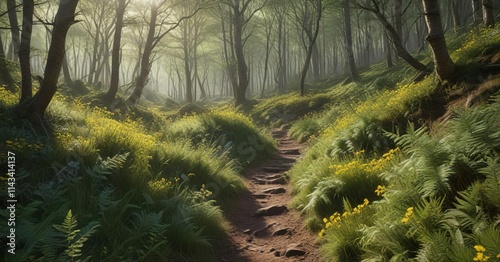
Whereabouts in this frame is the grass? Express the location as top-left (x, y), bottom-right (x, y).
top-left (284, 23), bottom-right (500, 261)
top-left (0, 84), bottom-right (274, 261)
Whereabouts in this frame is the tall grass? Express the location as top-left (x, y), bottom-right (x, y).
top-left (0, 86), bottom-right (274, 261)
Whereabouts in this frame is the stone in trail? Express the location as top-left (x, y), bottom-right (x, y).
top-left (280, 149), bottom-right (301, 155)
top-left (253, 223), bottom-right (276, 237)
top-left (256, 174), bottom-right (282, 180)
top-left (262, 187), bottom-right (286, 194)
top-left (284, 243), bottom-right (306, 257)
top-left (253, 205), bottom-right (288, 217)
top-left (252, 193), bottom-right (270, 199)
top-left (262, 166), bottom-right (288, 173)
top-left (272, 227), bottom-right (291, 236)
top-left (253, 177), bottom-right (286, 185)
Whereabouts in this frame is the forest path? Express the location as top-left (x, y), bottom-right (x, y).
top-left (217, 128), bottom-right (320, 262)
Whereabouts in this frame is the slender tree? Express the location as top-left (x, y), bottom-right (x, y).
top-left (0, 37), bottom-right (16, 92)
top-left (221, 0), bottom-right (266, 105)
top-left (422, 0), bottom-right (455, 81)
top-left (344, 0), bottom-right (359, 81)
top-left (127, 0), bottom-right (201, 104)
top-left (291, 0), bottom-right (323, 96)
top-left (7, 0), bottom-right (20, 60)
top-left (482, 0), bottom-right (495, 27)
top-left (357, 0), bottom-right (428, 72)
top-left (19, 0), bottom-right (34, 101)
top-left (472, 0), bottom-right (483, 26)
top-left (105, 0), bottom-right (129, 102)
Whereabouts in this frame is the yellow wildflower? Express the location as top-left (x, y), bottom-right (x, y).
top-left (474, 246), bottom-right (486, 253)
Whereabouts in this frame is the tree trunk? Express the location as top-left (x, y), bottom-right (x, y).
top-left (184, 41), bottom-right (193, 103)
top-left (384, 32), bottom-right (393, 68)
top-left (220, 8), bottom-right (239, 98)
top-left (482, 0), bottom-right (495, 27)
top-left (299, 0), bottom-right (322, 96)
top-left (15, 0), bottom-right (80, 125)
top-left (105, 0), bottom-right (127, 102)
top-left (0, 37), bottom-right (16, 92)
top-left (62, 54), bottom-right (73, 85)
top-left (422, 0), bottom-right (456, 82)
top-left (233, 1), bottom-right (248, 106)
top-left (473, 0), bottom-right (483, 26)
top-left (344, 0), bottom-right (359, 81)
top-left (7, 0), bottom-right (20, 61)
top-left (261, 32), bottom-right (271, 98)
top-left (394, 0), bottom-right (403, 45)
top-left (451, 0), bottom-right (462, 30)
top-left (19, 0), bottom-right (34, 101)
top-left (127, 2), bottom-right (157, 104)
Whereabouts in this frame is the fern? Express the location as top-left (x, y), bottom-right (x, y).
top-left (86, 153), bottom-right (129, 180)
top-left (53, 210), bottom-right (99, 261)
top-left (480, 158), bottom-right (500, 208)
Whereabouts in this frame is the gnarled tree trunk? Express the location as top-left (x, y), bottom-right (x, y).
top-left (15, 0), bottom-right (80, 126)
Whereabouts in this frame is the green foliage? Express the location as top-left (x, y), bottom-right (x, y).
top-left (52, 210), bottom-right (99, 261)
top-left (164, 108), bottom-right (275, 167)
top-left (286, 25), bottom-right (500, 261)
top-left (0, 84), bottom-right (273, 261)
top-left (451, 25), bottom-right (500, 65)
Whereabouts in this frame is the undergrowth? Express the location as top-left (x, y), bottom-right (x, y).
top-left (0, 85), bottom-right (273, 261)
top-left (285, 24), bottom-right (500, 261)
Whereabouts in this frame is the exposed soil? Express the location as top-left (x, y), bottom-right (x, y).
top-left (216, 128), bottom-right (321, 262)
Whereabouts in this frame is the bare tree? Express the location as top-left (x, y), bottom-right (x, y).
top-left (356, 0), bottom-right (428, 72)
top-left (220, 0), bottom-right (267, 105)
top-left (291, 0), bottom-right (323, 96)
top-left (422, 0), bottom-right (455, 81)
top-left (127, 0), bottom-right (201, 104)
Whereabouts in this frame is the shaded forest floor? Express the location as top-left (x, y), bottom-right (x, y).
top-left (216, 128), bottom-right (320, 262)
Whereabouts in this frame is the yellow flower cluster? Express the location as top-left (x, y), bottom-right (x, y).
top-left (6, 138), bottom-right (43, 151)
top-left (401, 207), bottom-right (414, 224)
top-left (374, 185), bottom-right (386, 196)
top-left (200, 184), bottom-right (213, 198)
top-left (452, 25), bottom-right (500, 63)
top-left (329, 148), bottom-right (399, 176)
top-left (473, 245), bottom-right (490, 262)
top-left (319, 198), bottom-right (370, 237)
top-left (148, 178), bottom-right (173, 193)
top-left (92, 106), bottom-right (115, 117)
top-left (354, 149), bottom-right (365, 157)
top-left (0, 86), bottom-right (18, 106)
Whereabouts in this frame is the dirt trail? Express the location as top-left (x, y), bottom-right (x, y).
top-left (217, 128), bottom-right (320, 262)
